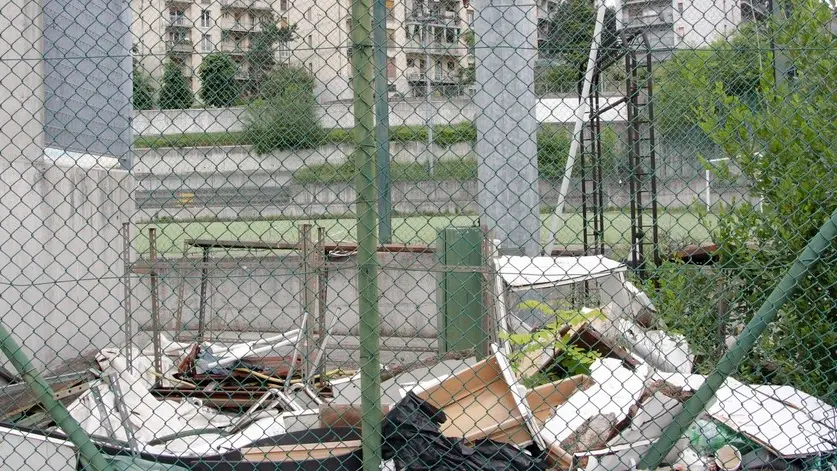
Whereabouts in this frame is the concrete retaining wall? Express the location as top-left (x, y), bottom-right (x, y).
top-left (132, 96), bottom-right (629, 135)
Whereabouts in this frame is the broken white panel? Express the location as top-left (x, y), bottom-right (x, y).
top-left (650, 372), bottom-right (837, 458)
top-left (495, 256), bottom-right (626, 290)
top-left (611, 319), bottom-right (693, 374)
top-left (537, 358), bottom-right (649, 446)
top-left (750, 384), bottom-right (837, 425)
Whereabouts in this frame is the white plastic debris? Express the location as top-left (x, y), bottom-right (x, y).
top-left (537, 358), bottom-right (650, 448)
top-left (611, 319), bottom-right (694, 374)
top-left (67, 349), bottom-right (286, 457)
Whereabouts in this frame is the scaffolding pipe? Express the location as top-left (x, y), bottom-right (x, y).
top-left (545, 0), bottom-right (607, 256)
top-left (0, 322), bottom-right (114, 471)
top-left (638, 207), bottom-right (837, 469)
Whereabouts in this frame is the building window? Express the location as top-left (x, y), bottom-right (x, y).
top-left (201, 0), bottom-right (209, 4)
top-left (281, 0), bottom-right (289, 11)
top-left (676, 25), bottom-right (685, 36)
top-left (447, 61), bottom-right (454, 70)
top-left (200, 9), bottom-right (210, 28)
top-left (467, 10), bottom-right (474, 24)
top-left (279, 43), bottom-right (290, 60)
top-left (201, 34), bottom-right (211, 51)
top-left (308, 62), bottom-right (314, 73)
top-left (169, 9), bottom-right (186, 25)
top-left (677, 1), bottom-right (683, 12)
top-left (307, 34), bottom-right (313, 46)
top-left (407, 58), bottom-right (415, 67)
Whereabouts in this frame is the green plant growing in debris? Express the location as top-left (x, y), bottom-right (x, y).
top-left (503, 308), bottom-right (605, 387)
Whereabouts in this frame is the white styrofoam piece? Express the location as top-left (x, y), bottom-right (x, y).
top-left (495, 255), bottom-right (626, 289)
top-left (537, 358), bottom-right (649, 447)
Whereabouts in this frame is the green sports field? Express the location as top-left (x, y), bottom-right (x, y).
top-left (135, 210), bottom-right (716, 256)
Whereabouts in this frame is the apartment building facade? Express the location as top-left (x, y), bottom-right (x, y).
top-left (131, 0), bottom-right (480, 102)
top-left (133, 0), bottom-right (569, 103)
top-left (615, 0), bottom-right (765, 60)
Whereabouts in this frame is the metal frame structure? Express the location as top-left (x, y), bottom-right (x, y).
top-left (581, 31), bottom-right (660, 275)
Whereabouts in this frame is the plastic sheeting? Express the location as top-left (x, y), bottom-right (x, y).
top-left (382, 392), bottom-right (547, 471)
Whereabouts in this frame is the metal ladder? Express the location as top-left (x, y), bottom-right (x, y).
top-left (580, 71), bottom-right (606, 257)
top-left (625, 37), bottom-right (660, 277)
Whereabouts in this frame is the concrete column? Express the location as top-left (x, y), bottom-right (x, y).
top-left (474, 0), bottom-right (541, 256)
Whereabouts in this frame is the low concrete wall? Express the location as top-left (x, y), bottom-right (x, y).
top-left (132, 96), bottom-right (629, 136)
top-left (133, 141), bottom-right (473, 179)
top-left (0, 158), bottom-right (134, 370)
top-left (135, 176), bottom-right (754, 221)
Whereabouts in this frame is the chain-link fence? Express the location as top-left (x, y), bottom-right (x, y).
top-left (0, 0), bottom-right (835, 469)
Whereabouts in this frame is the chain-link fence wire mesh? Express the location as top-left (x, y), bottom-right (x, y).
top-left (0, 0), bottom-right (835, 469)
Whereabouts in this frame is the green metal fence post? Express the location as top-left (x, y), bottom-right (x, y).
top-left (638, 207), bottom-right (837, 469)
top-left (373, 0), bottom-right (392, 244)
top-left (0, 322), bottom-right (113, 471)
top-left (351, 0), bottom-right (382, 468)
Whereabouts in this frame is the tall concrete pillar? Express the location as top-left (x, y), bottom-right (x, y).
top-left (0, 0), bottom-right (134, 370)
top-left (474, 0), bottom-right (541, 256)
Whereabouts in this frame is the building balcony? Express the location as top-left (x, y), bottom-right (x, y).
top-left (165, 0), bottom-right (191, 7)
top-left (405, 15), bottom-right (462, 28)
top-left (219, 42), bottom-right (248, 55)
top-left (221, 20), bottom-right (262, 33)
top-left (166, 40), bottom-right (193, 53)
top-left (624, 11), bottom-right (674, 28)
top-left (403, 39), bottom-right (466, 56)
top-left (167, 17), bottom-right (190, 28)
top-left (406, 69), bottom-right (460, 83)
top-left (220, 0), bottom-right (272, 10)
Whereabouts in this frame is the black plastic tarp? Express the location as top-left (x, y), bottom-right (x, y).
top-left (382, 391), bottom-right (547, 471)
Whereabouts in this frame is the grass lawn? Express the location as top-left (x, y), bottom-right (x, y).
top-left (134, 210), bottom-right (715, 256)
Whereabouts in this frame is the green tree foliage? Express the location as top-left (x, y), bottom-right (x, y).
top-left (661, 0), bottom-right (836, 397)
top-left (132, 63), bottom-right (156, 110)
top-left (199, 53), bottom-right (240, 107)
top-left (245, 64), bottom-right (323, 154)
top-left (159, 62), bottom-right (193, 109)
top-left (536, 0), bottom-right (619, 94)
top-left (654, 22), bottom-right (770, 140)
top-left (247, 17), bottom-right (298, 92)
top-left (538, 124), bottom-right (621, 179)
